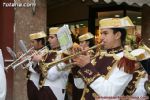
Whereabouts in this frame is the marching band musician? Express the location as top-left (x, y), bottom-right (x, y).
top-left (72, 16), bottom-right (137, 99)
top-left (71, 32), bottom-right (95, 100)
top-left (130, 44), bottom-right (150, 97)
top-left (78, 32), bottom-right (95, 56)
top-left (70, 25), bottom-right (80, 43)
top-left (0, 49), bottom-right (6, 100)
top-left (123, 62), bottom-right (148, 97)
top-left (27, 31), bottom-right (47, 100)
top-left (33, 27), bottom-right (70, 100)
top-left (123, 35), bottom-right (148, 97)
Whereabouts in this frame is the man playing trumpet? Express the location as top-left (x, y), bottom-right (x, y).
top-left (72, 17), bottom-right (138, 99)
top-left (27, 31), bottom-right (47, 100)
top-left (33, 27), bottom-right (70, 100)
top-left (122, 35), bottom-right (148, 98)
top-left (70, 32), bottom-right (95, 100)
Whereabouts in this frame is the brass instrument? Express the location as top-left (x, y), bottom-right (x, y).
top-left (5, 46), bottom-right (49, 70)
top-left (40, 44), bottom-right (101, 76)
top-left (57, 55), bottom-right (99, 71)
top-left (5, 47), bottom-right (34, 70)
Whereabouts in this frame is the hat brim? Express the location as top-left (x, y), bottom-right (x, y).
top-left (99, 25), bottom-right (135, 29)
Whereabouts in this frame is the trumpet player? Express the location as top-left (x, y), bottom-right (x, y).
top-left (122, 36), bottom-right (148, 98)
top-left (128, 43), bottom-right (150, 98)
top-left (33, 27), bottom-right (70, 100)
top-left (70, 32), bottom-right (95, 100)
top-left (138, 47), bottom-right (150, 98)
top-left (27, 31), bottom-right (47, 100)
top-left (72, 17), bottom-right (139, 99)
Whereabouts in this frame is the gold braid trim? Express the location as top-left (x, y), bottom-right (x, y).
top-left (124, 50), bottom-right (136, 61)
top-left (26, 69), bottom-right (31, 80)
top-left (135, 70), bottom-right (146, 88)
top-left (140, 44), bottom-right (150, 54)
top-left (99, 51), bottom-right (121, 61)
top-left (80, 62), bottom-right (117, 100)
top-left (39, 75), bottom-right (47, 89)
top-left (105, 60), bottom-right (117, 80)
top-left (78, 70), bottom-right (101, 85)
top-left (81, 85), bottom-right (87, 100)
top-left (102, 50), bottom-right (137, 61)
top-left (125, 69), bottom-right (146, 95)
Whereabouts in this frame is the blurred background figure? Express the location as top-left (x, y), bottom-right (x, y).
top-left (0, 49), bottom-right (6, 100)
top-left (70, 25), bottom-right (80, 43)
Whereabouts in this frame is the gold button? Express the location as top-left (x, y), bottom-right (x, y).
top-left (132, 81), bottom-right (136, 84)
top-left (107, 66), bottom-right (111, 71)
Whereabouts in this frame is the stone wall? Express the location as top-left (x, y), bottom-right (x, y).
top-left (13, 0), bottom-right (47, 100)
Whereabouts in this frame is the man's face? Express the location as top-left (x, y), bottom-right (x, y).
top-left (48, 34), bottom-right (59, 49)
top-left (75, 28), bottom-right (80, 35)
top-left (101, 28), bottom-right (118, 49)
top-left (30, 40), bottom-right (41, 50)
top-left (79, 41), bottom-right (89, 49)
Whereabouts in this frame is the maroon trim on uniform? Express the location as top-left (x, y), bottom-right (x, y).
top-left (27, 80), bottom-right (39, 100)
top-left (78, 63), bottom-right (100, 85)
top-left (38, 86), bottom-right (57, 100)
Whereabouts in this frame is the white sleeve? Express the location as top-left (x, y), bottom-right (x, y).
top-left (27, 62), bottom-right (37, 73)
top-left (0, 49), bottom-right (6, 100)
top-left (46, 62), bottom-right (67, 81)
top-left (90, 67), bottom-right (133, 96)
top-left (132, 74), bottom-right (148, 96)
top-left (74, 78), bottom-right (85, 89)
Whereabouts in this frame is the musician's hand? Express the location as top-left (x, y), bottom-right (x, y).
top-left (29, 50), bottom-right (35, 55)
top-left (73, 55), bottom-right (90, 67)
top-left (81, 47), bottom-right (90, 55)
top-left (71, 43), bottom-right (81, 54)
top-left (32, 54), bottom-right (43, 63)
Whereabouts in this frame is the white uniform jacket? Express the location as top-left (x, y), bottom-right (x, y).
top-left (78, 51), bottom-right (133, 98)
top-left (43, 50), bottom-right (70, 100)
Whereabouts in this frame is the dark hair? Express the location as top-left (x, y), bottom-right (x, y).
top-left (46, 41), bottom-right (51, 50)
top-left (85, 38), bottom-right (95, 47)
top-left (112, 28), bottom-right (127, 47)
top-left (35, 38), bottom-right (45, 46)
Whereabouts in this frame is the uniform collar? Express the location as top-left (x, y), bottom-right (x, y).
top-left (107, 46), bottom-right (123, 54)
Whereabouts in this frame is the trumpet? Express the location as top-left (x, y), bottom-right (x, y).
top-left (40, 44), bottom-right (101, 75)
top-left (5, 47), bottom-right (34, 70)
top-left (57, 55), bottom-right (99, 71)
top-left (5, 46), bottom-right (49, 70)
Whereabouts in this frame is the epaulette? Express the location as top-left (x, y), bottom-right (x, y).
top-left (134, 45), bottom-right (150, 75)
top-left (118, 50), bottom-right (137, 74)
top-left (130, 48), bottom-right (145, 61)
top-left (140, 44), bottom-right (150, 54)
top-left (131, 44), bottom-right (150, 61)
top-left (124, 50), bottom-right (136, 61)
